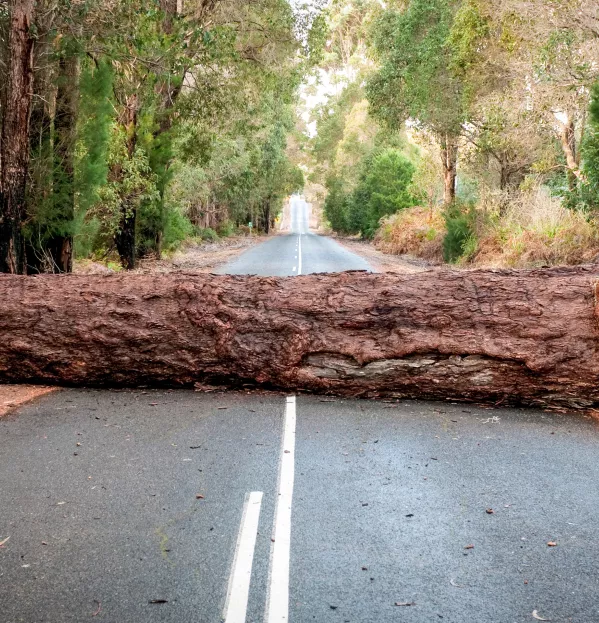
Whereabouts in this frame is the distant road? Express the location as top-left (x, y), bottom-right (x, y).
top-left (217, 195), bottom-right (372, 276)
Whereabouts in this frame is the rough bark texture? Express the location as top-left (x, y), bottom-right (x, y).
top-left (440, 134), bottom-right (458, 205)
top-left (0, 0), bottom-right (35, 274)
top-left (50, 54), bottom-right (80, 273)
top-left (1, 267), bottom-right (599, 409)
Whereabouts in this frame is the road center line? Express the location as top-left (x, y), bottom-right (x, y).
top-left (223, 491), bottom-right (264, 623)
top-left (265, 396), bottom-right (297, 623)
top-left (297, 235), bottom-right (302, 276)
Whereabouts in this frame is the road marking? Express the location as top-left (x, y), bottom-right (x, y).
top-left (298, 236), bottom-right (302, 276)
top-left (223, 491), bottom-right (264, 623)
top-left (265, 397), bottom-right (297, 623)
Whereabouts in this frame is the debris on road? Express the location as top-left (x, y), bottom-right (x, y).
top-left (532, 610), bottom-right (551, 621)
top-left (0, 536), bottom-right (10, 547)
top-left (92, 600), bottom-right (102, 617)
top-left (394, 601), bottom-right (416, 607)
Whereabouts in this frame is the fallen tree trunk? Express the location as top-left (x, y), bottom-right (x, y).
top-left (1, 267), bottom-right (599, 409)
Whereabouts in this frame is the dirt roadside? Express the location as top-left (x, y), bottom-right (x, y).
top-left (75, 235), bottom-right (267, 275)
top-left (0, 385), bottom-right (57, 418)
top-left (335, 238), bottom-right (435, 274)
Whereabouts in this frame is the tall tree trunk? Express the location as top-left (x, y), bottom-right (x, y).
top-left (440, 133), bottom-right (458, 205)
top-left (26, 54), bottom-right (54, 274)
top-left (560, 114), bottom-right (582, 192)
top-left (0, 0), bottom-right (35, 274)
top-left (114, 94), bottom-right (138, 270)
top-left (149, 0), bottom-right (181, 259)
top-left (51, 54), bottom-right (80, 273)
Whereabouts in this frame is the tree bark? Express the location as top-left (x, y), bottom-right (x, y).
top-left (114, 94), bottom-right (139, 270)
top-left (50, 54), bottom-right (80, 273)
top-left (440, 134), bottom-right (458, 205)
top-left (1, 267), bottom-right (599, 410)
top-left (0, 0), bottom-right (35, 274)
top-left (560, 114), bottom-right (582, 191)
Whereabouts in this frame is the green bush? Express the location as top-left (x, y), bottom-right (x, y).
top-left (349, 149), bottom-right (417, 238)
top-left (443, 202), bottom-right (477, 263)
top-left (217, 220), bottom-right (236, 237)
top-left (196, 227), bottom-right (219, 242)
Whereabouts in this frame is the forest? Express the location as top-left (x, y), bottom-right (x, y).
top-left (312, 0), bottom-right (599, 267)
top-left (1, 0), bottom-right (599, 274)
top-left (0, 0), bottom-right (321, 273)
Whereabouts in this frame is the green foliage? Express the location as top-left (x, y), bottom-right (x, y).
top-left (366, 0), bottom-right (465, 136)
top-left (196, 227), bottom-right (219, 242)
top-left (323, 176), bottom-right (351, 233)
top-left (442, 202), bottom-right (477, 263)
top-left (324, 149), bottom-right (417, 238)
top-left (576, 84), bottom-right (599, 212)
top-left (74, 60), bottom-right (114, 256)
top-left (349, 149), bottom-right (417, 238)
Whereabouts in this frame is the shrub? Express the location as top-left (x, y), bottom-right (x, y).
top-left (375, 206), bottom-right (445, 261)
top-left (442, 202), bottom-right (477, 263)
top-left (195, 227), bottom-right (219, 242)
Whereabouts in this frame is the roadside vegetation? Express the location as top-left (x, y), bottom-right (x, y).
top-left (310, 0), bottom-right (599, 268)
top-left (0, 1), bottom-right (321, 273)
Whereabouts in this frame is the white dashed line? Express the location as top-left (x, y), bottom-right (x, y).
top-left (265, 397), bottom-right (297, 623)
top-left (223, 492), bottom-right (264, 623)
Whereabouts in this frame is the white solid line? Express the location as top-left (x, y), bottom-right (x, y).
top-left (265, 397), bottom-right (297, 623)
top-left (297, 236), bottom-right (302, 276)
top-left (223, 491), bottom-right (264, 623)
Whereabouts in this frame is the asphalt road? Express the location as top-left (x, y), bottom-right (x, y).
top-left (2, 199), bottom-right (599, 623)
top-left (217, 196), bottom-right (372, 276)
top-left (1, 391), bottom-right (599, 623)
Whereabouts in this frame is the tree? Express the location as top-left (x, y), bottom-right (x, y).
top-left (367, 0), bottom-right (466, 205)
top-left (0, 0), bottom-right (35, 274)
top-left (348, 149), bottom-right (416, 237)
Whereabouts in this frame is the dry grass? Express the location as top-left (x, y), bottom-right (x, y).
top-left (373, 189), bottom-right (599, 269)
top-left (375, 206), bottom-right (445, 262)
top-left (473, 189), bottom-right (599, 268)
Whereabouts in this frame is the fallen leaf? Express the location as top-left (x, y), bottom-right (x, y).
top-left (196, 494), bottom-right (205, 500)
top-left (149, 403), bottom-right (158, 406)
top-left (532, 610), bottom-right (550, 621)
top-left (92, 600), bottom-right (102, 617)
top-left (394, 602), bottom-right (416, 607)
top-left (450, 579), bottom-right (465, 588)
top-left (405, 514), bottom-right (414, 518)
top-left (486, 509), bottom-right (495, 514)
top-left (0, 536), bottom-right (10, 547)
top-left (464, 544), bottom-right (474, 550)
top-left (547, 541), bottom-right (558, 547)
top-left (149, 599), bottom-right (169, 604)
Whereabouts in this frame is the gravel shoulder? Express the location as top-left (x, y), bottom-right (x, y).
top-left (75, 235), bottom-right (267, 275)
top-left (0, 385), bottom-right (58, 418)
top-left (334, 237), bottom-right (436, 274)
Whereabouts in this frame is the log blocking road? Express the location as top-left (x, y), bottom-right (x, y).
top-left (1, 200), bottom-right (599, 623)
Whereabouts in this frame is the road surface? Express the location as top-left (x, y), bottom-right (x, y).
top-left (1, 199), bottom-right (599, 623)
top-left (217, 196), bottom-right (372, 276)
